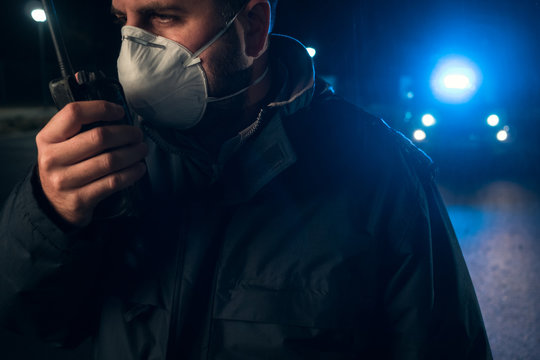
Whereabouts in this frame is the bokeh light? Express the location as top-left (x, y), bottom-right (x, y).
top-left (413, 129), bottom-right (427, 141)
top-left (422, 114), bottom-right (436, 127)
top-left (497, 130), bottom-right (508, 142)
top-left (487, 114), bottom-right (500, 127)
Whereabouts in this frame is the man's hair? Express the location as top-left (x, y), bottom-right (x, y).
top-left (218, 0), bottom-right (278, 33)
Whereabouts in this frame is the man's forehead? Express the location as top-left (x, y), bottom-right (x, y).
top-left (111, 0), bottom-right (210, 12)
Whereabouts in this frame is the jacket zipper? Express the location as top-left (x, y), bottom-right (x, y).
top-left (166, 208), bottom-right (188, 360)
top-left (205, 206), bottom-right (235, 360)
top-left (165, 108), bottom-right (267, 358)
top-left (239, 108), bottom-right (265, 145)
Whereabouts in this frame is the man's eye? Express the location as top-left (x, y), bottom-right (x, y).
top-left (151, 13), bottom-right (177, 24)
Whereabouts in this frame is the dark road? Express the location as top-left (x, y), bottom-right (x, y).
top-left (1, 130), bottom-right (539, 359)
top-left (440, 181), bottom-right (540, 359)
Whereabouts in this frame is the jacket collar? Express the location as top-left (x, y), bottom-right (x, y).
top-left (267, 34), bottom-right (315, 117)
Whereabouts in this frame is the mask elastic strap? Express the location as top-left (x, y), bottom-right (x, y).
top-left (207, 67), bottom-right (270, 103)
top-left (184, 6), bottom-right (246, 68)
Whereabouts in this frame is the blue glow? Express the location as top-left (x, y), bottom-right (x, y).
top-left (487, 114), bottom-right (500, 127)
top-left (430, 55), bottom-right (482, 104)
top-left (406, 91), bottom-right (415, 99)
top-left (422, 114), bottom-right (436, 127)
top-left (405, 111), bottom-right (413, 120)
top-left (306, 47), bottom-right (317, 58)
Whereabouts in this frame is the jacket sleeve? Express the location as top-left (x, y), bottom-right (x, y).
top-left (0, 168), bottom-right (106, 348)
top-left (381, 174), bottom-right (493, 360)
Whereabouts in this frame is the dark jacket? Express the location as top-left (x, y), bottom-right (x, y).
top-left (0, 35), bottom-right (492, 359)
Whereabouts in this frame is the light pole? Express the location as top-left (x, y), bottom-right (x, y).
top-left (30, 6), bottom-right (48, 106)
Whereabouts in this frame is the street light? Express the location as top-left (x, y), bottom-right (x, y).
top-left (31, 8), bottom-right (47, 22)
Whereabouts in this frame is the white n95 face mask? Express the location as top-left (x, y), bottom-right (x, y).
top-left (117, 10), bottom-right (268, 130)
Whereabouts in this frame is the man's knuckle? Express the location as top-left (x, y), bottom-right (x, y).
top-left (107, 173), bottom-right (123, 190)
top-left (101, 153), bottom-right (116, 171)
top-left (38, 153), bottom-right (54, 171)
top-left (90, 127), bottom-right (107, 148)
top-left (35, 131), bottom-right (44, 146)
top-left (70, 193), bottom-right (86, 212)
top-left (49, 173), bottom-right (65, 191)
top-left (64, 102), bottom-right (82, 119)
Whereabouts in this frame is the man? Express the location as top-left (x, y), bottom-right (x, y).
top-left (0, 0), bottom-right (492, 359)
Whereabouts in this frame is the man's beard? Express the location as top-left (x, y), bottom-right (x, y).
top-left (183, 26), bottom-right (257, 143)
top-left (205, 26), bottom-right (253, 106)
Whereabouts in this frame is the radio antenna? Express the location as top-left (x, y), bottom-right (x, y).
top-left (41, 0), bottom-right (74, 78)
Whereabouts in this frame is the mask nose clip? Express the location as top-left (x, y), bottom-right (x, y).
top-left (122, 35), bottom-right (166, 49)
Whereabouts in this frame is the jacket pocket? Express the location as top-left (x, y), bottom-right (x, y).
top-left (213, 281), bottom-right (372, 330)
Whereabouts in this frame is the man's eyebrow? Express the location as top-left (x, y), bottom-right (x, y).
top-left (110, 5), bottom-right (124, 16)
top-left (110, 2), bottom-right (186, 16)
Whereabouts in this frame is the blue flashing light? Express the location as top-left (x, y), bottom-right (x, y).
top-left (443, 74), bottom-right (472, 89)
top-left (306, 47), bottom-right (316, 58)
top-left (406, 91), bottom-right (415, 99)
top-left (422, 114), bottom-right (436, 127)
top-left (430, 55), bottom-right (482, 104)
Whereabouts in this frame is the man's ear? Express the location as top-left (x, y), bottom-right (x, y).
top-left (242, 0), bottom-right (271, 58)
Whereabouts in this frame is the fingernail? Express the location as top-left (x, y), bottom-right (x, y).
top-left (112, 103), bottom-right (125, 116)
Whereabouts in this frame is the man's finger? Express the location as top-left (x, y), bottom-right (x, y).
top-left (47, 125), bottom-right (144, 166)
top-left (79, 161), bottom-right (147, 208)
top-left (38, 101), bottom-right (125, 144)
top-left (54, 143), bottom-right (148, 190)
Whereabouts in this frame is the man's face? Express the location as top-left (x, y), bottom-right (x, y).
top-left (111, 0), bottom-right (251, 98)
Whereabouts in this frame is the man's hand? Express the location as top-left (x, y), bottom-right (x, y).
top-left (36, 100), bottom-right (148, 227)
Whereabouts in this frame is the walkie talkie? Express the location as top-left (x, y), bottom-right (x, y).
top-left (42, 0), bottom-right (142, 219)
